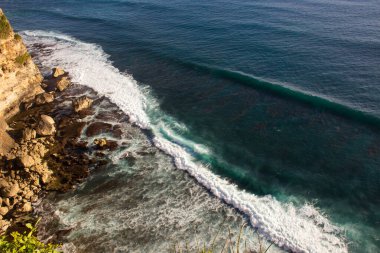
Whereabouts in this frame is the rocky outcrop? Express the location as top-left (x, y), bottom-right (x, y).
top-left (0, 9), bottom-right (43, 119)
top-left (0, 66), bottom-right (96, 234)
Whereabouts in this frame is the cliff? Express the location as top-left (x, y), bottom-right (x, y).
top-left (0, 8), bottom-right (43, 120)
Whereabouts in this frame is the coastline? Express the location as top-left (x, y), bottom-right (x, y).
top-left (0, 8), bottom-right (351, 253)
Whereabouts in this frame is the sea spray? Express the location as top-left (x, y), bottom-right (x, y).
top-left (21, 30), bottom-right (348, 253)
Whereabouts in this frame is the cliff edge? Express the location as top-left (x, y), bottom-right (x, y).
top-left (0, 9), bottom-right (43, 119)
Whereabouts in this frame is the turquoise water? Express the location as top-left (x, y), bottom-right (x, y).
top-left (2, 1), bottom-right (380, 252)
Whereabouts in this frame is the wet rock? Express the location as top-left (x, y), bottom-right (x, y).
top-left (22, 128), bottom-right (36, 141)
top-left (73, 96), bottom-right (93, 112)
top-left (93, 138), bottom-right (107, 148)
top-left (35, 92), bottom-right (54, 105)
top-left (93, 138), bottom-right (118, 151)
top-left (85, 122), bottom-right (113, 137)
top-left (36, 115), bottom-right (56, 136)
top-left (52, 67), bottom-right (65, 78)
top-left (56, 76), bottom-right (70, 91)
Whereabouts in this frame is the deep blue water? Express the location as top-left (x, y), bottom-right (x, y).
top-left (1, 0), bottom-right (380, 252)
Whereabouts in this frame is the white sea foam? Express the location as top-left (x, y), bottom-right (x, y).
top-left (21, 30), bottom-right (348, 253)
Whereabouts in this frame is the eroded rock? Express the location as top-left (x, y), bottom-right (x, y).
top-left (35, 92), bottom-right (54, 105)
top-left (52, 67), bottom-right (65, 78)
top-left (56, 76), bottom-right (70, 91)
top-left (73, 96), bottom-right (93, 112)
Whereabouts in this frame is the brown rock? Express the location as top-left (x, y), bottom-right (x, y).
top-left (52, 67), bottom-right (65, 78)
top-left (0, 129), bottom-right (15, 155)
top-left (93, 138), bottom-right (107, 147)
top-left (33, 163), bottom-right (52, 184)
top-left (20, 202), bottom-right (32, 213)
top-left (35, 92), bottom-right (54, 105)
top-left (73, 96), bottom-right (93, 112)
top-left (0, 207), bottom-right (8, 216)
top-left (93, 138), bottom-right (118, 151)
top-left (22, 128), bottom-right (36, 141)
top-left (19, 154), bottom-right (39, 168)
top-left (0, 117), bottom-right (8, 131)
top-left (0, 179), bottom-right (19, 197)
top-left (3, 198), bottom-right (10, 207)
top-left (56, 76), bottom-right (70, 91)
top-left (36, 115), bottom-right (56, 136)
top-left (0, 219), bottom-right (10, 232)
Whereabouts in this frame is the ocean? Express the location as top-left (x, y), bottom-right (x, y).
top-left (1, 0), bottom-right (379, 252)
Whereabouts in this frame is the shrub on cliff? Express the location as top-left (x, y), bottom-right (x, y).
top-left (15, 52), bottom-right (30, 66)
top-left (0, 13), bottom-right (11, 39)
top-left (14, 33), bottom-right (22, 41)
top-left (0, 221), bottom-right (60, 253)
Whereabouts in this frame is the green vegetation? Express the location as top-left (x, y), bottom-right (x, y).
top-left (0, 220), bottom-right (60, 253)
top-left (172, 224), bottom-right (273, 253)
top-left (15, 52), bottom-right (30, 66)
top-left (14, 33), bottom-right (22, 41)
top-left (0, 13), bottom-right (11, 39)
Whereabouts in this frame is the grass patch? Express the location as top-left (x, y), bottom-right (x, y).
top-left (0, 13), bottom-right (11, 39)
top-left (15, 52), bottom-right (30, 65)
top-left (0, 219), bottom-right (60, 253)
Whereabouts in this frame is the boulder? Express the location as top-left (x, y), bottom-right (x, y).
top-left (56, 76), bottom-right (70, 91)
top-left (22, 128), bottom-right (36, 141)
top-left (73, 96), bottom-right (93, 112)
top-left (19, 154), bottom-right (39, 168)
top-left (36, 115), bottom-right (56, 136)
top-left (0, 207), bottom-right (9, 216)
top-left (7, 183), bottom-right (19, 197)
top-left (20, 202), bottom-right (32, 213)
top-left (0, 179), bottom-right (19, 197)
top-left (35, 92), bottom-right (54, 105)
top-left (52, 67), bottom-right (65, 78)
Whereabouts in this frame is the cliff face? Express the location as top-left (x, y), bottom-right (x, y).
top-left (0, 9), bottom-right (43, 119)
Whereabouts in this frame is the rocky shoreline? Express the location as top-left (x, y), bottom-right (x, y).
top-left (0, 67), bottom-right (105, 234)
top-left (0, 9), bottom-right (119, 236)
